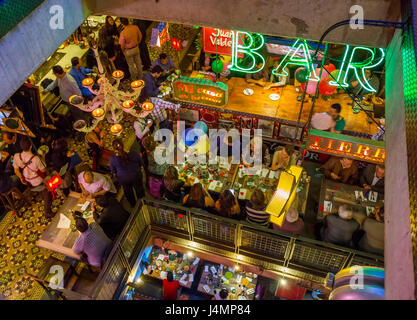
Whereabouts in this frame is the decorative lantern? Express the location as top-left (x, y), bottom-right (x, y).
top-left (212, 58), bottom-right (224, 74)
top-left (110, 123), bottom-right (123, 135)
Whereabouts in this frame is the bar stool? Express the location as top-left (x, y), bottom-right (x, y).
top-left (0, 187), bottom-right (30, 217)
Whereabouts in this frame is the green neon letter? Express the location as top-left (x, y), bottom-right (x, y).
top-left (329, 45), bottom-right (385, 92)
top-left (228, 31), bottom-right (265, 73)
top-left (272, 39), bottom-right (319, 81)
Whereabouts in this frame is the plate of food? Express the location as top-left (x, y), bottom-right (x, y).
top-left (243, 88), bottom-right (254, 96)
top-left (82, 210), bottom-right (92, 219)
top-left (269, 93), bottom-right (280, 101)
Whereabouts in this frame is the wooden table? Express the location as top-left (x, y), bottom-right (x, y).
top-left (37, 192), bottom-right (95, 259)
top-left (317, 178), bottom-right (384, 222)
top-left (185, 72), bottom-right (380, 136)
top-left (197, 262), bottom-right (257, 300)
top-left (175, 161), bottom-right (238, 194)
top-left (142, 246), bottom-right (200, 289)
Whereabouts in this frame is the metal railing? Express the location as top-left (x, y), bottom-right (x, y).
top-left (91, 196), bottom-right (384, 299)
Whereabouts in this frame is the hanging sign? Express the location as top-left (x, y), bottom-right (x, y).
top-left (173, 76), bottom-right (228, 107)
top-left (305, 129), bottom-right (385, 164)
top-left (203, 27), bottom-right (244, 57)
top-left (158, 22), bottom-right (170, 46)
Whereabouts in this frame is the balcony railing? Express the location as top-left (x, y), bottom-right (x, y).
top-left (90, 196), bottom-right (384, 300)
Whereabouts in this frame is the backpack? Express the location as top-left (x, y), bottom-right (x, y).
top-left (149, 176), bottom-right (163, 198)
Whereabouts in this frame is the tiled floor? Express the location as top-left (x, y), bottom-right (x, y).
top-left (0, 117), bottom-right (136, 300)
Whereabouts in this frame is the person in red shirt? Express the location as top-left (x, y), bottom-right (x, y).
top-left (163, 271), bottom-right (180, 300)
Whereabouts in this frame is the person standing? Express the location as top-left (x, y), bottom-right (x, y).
top-left (132, 19), bottom-right (152, 71)
top-left (44, 65), bottom-right (81, 103)
top-left (119, 17), bottom-right (143, 80)
top-left (110, 139), bottom-right (144, 207)
top-left (13, 137), bottom-right (53, 218)
top-left (140, 66), bottom-right (164, 102)
top-left (327, 103), bottom-right (346, 134)
top-left (69, 57), bottom-right (94, 101)
top-left (162, 271), bottom-right (180, 300)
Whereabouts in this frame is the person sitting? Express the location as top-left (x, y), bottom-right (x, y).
top-left (350, 69), bottom-right (380, 99)
top-left (215, 190), bottom-right (240, 218)
top-left (110, 139), bottom-right (144, 207)
top-left (152, 53), bottom-right (176, 82)
top-left (163, 271), bottom-right (180, 300)
top-left (272, 207), bottom-right (304, 235)
top-left (78, 169), bottom-right (115, 200)
top-left (93, 194), bottom-right (130, 240)
top-left (140, 65), bottom-right (164, 102)
top-left (245, 189), bottom-right (270, 227)
top-left (163, 166), bottom-right (185, 202)
top-left (245, 62), bottom-right (269, 87)
top-left (183, 183), bottom-right (215, 211)
top-left (142, 135), bottom-right (168, 178)
top-left (357, 206), bottom-right (384, 255)
top-left (1, 131), bottom-right (21, 165)
top-left (49, 139), bottom-right (73, 196)
top-left (322, 156), bottom-right (358, 185)
top-left (212, 288), bottom-right (229, 300)
top-left (13, 136), bottom-right (53, 218)
top-left (69, 56), bottom-right (94, 101)
top-left (320, 205), bottom-right (359, 247)
top-left (359, 164), bottom-right (385, 194)
top-left (85, 123), bottom-right (105, 172)
top-left (72, 216), bottom-right (112, 268)
top-left (270, 145), bottom-right (296, 171)
top-left (242, 137), bottom-right (270, 168)
top-left (327, 103), bottom-right (345, 133)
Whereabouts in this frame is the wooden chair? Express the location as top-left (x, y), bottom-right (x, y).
top-left (0, 187), bottom-right (31, 217)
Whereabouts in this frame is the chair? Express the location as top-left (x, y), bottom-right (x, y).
top-left (0, 187), bottom-right (30, 217)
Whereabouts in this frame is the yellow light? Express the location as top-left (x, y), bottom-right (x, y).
top-left (187, 251), bottom-right (193, 257)
top-left (123, 100), bottom-right (134, 109)
top-left (190, 242), bottom-right (197, 247)
top-left (234, 265), bottom-right (240, 271)
top-left (92, 107), bottom-right (104, 118)
top-left (110, 124), bottom-right (122, 134)
top-left (131, 80), bottom-right (144, 89)
top-left (82, 77), bottom-right (94, 87)
top-left (112, 70), bottom-right (124, 79)
top-left (280, 279), bottom-right (287, 285)
top-left (141, 102), bottom-right (154, 111)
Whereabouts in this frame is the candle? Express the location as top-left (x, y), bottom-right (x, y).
top-left (131, 80), bottom-right (144, 89)
top-left (92, 107), bottom-right (104, 118)
top-left (69, 95), bottom-right (83, 105)
top-left (110, 124), bottom-right (122, 134)
top-left (112, 70), bottom-right (124, 79)
top-left (82, 77), bottom-right (94, 87)
top-left (123, 100), bottom-right (134, 109)
top-left (141, 102), bottom-right (154, 111)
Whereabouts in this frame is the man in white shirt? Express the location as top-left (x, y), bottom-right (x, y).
top-left (13, 137), bottom-right (53, 218)
top-left (134, 117), bottom-right (153, 141)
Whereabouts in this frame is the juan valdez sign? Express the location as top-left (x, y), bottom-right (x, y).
top-left (203, 28), bottom-right (244, 57)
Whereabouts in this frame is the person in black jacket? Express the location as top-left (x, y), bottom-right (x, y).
top-left (359, 164), bottom-right (385, 194)
top-left (93, 194), bottom-right (130, 240)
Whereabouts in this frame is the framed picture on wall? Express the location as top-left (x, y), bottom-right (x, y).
top-left (279, 124), bottom-right (303, 140)
top-left (179, 108), bottom-right (199, 122)
top-left (218, 118), bottom-right (237, 130)
top-left (257, 119), bottom-right (274, 138)
top-left (241, 117), bottom-right (253, 130)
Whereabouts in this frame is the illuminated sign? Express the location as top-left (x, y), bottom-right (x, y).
top-left (203, 27), bottom-right (244, 57)
top-left (306, 129), bottom-right (385, 164)
top-left (228, 31), bottom-right (265, 74)
top-left (173, 76), bottom-right (228, 107)
top-left (228, 32), bottom-right (385, 91)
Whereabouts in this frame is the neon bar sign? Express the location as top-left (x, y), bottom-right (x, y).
top-left (306, 129), bottom-right (385, 164)
top-left (228, 32), bottom-right (385, 92)
top-left (173, 76), bottom-right (228, 107)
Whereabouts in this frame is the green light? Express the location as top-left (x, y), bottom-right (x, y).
top-left (272, 39), bottom-right (319, 81)
top-left (228, 31), bottom-right (266, 73)
top-left (329, 45), bottom-right (385, 92)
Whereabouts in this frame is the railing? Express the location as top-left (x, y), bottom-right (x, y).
top-left (91, 196), bottom-right (384, 299)
top-left (0, 0), bottom-right (45, 39)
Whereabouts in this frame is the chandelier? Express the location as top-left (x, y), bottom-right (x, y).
top-left (69, 37), bottom-right (154, 135)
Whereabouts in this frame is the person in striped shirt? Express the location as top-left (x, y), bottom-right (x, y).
top-left (245, 189), bottom-right (270, 227)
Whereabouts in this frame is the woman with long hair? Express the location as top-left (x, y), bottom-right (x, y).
top-left (162, 166), bottom-right (184, 202)
top-left (183, 183), bottom-right (214, 210)
top-left (215, 190), bottom-right (240, 218)
top-left (110, 138), bottom-right (144, 207)
top-left (245, 189), bottom-right (270, 227)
